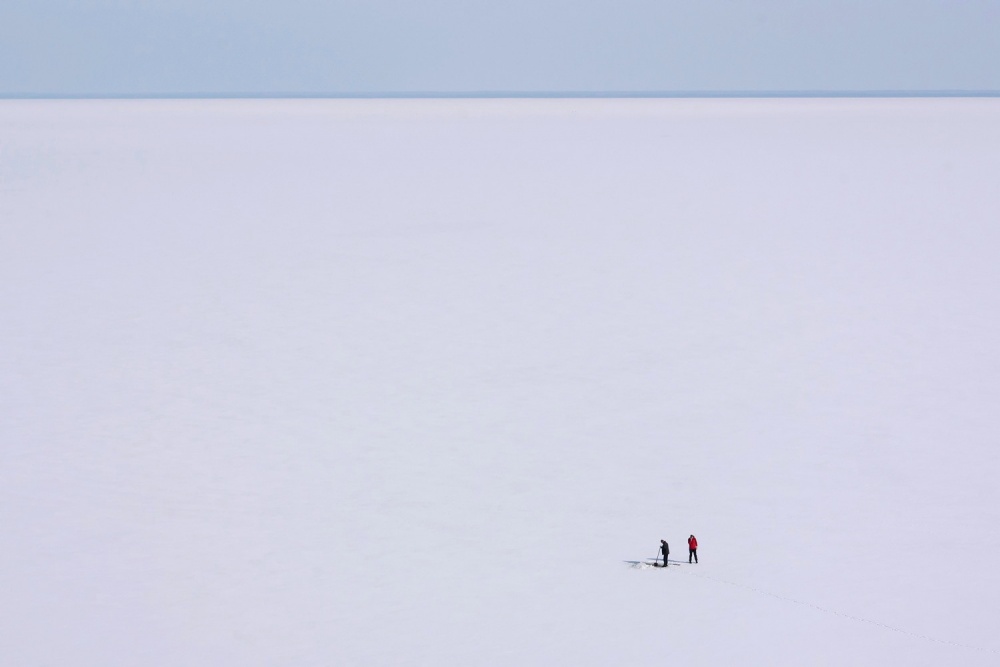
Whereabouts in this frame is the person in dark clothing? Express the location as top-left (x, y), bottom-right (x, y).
top-left (688, 535), bottom-right (698, 563)
top-left (660, 540), bottom-right (670, 567)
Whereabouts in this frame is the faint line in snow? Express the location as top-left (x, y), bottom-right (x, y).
top-left (676, 568), bottom-right (999, 656)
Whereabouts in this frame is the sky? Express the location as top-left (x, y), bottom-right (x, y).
top-left (1, 0), bottom-right (999, 95)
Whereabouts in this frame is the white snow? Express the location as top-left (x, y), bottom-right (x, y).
top-left (2, 98), bottom-right (999, 666)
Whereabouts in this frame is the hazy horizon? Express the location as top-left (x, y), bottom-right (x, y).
top-left (4, 90), bottom-right (1000, 100)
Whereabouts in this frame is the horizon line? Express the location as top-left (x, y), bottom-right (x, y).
top-left (2, 89), bottom-right (1000, 100)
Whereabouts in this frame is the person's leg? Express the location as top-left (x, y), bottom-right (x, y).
top-left (694, 549), bottom-right (698, 563)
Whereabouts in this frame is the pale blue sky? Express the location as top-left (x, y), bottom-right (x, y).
top-left (2, 0), bottom-right (998, 95)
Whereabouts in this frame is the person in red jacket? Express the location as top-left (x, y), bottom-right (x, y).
top-left (688, 535), bottom-right (698, 563)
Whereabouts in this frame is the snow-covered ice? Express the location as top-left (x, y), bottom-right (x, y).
top-left (2, 98), bottom-right (999, 665)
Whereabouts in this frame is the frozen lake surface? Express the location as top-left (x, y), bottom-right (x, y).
top-left (2, 98), bottom-right (999, 665)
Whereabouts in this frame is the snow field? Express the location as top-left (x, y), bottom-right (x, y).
top-left (2, 98), bottom-right (999, 665)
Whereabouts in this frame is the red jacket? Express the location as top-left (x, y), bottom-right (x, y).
top-left (688, 536), bottom-right (698, 550)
